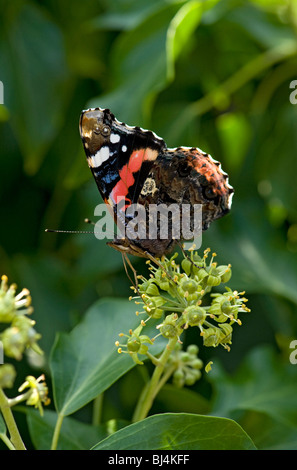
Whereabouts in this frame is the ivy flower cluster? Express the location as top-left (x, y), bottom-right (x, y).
top-left (117, 248), bottom-right (250, 385)
top-left (0, 275), bottom-right (49, 415)
top-left (166, 343), bottom-right (203, 388)
top-left (0, 275), bottom-right (42, 360)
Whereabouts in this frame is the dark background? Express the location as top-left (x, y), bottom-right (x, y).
top-left (1, 0), bottom-right (297, 449)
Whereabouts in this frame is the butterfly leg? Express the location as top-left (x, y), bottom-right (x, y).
top-left (176, 240), bottom-right (203, 271)
top-left (143, 251), bottom-right (178, 286)
top-left (122, 252), bottom-right (142, 295)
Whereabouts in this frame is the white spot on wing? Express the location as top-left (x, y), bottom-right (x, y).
top-left (122, 145), bottom-right (127, 152)
top-left (110, 133), bottom-right (120, 144)
top-left (90, 146), bottom-right (110, 168)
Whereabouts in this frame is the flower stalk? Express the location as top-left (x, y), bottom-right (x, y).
top-left (118, 248), bottom-right (250, 422)
top-left (0, 387), bottom-right (26, 450)
top-left (132, 335), bottom-right (179, 423)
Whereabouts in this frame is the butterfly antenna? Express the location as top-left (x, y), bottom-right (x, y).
top-left (84, 218), bottom-right (95, 226)
top-left (45, 228), bottom-right (94, 234)
top-left (45, 219), bottom-right (98, 235)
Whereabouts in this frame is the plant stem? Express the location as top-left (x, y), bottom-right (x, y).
top-left (0, 433), bottom-right (16, 450)
top-left (167, 40), bottom-right (297, 142)
top-left (8, 390), bottom-right (32, 407)
top-left (161, 306), bottom-right (186, 312)
top-left (0, 388), bottom-right (26, 450)
top-left (190, 41), bottom-right (297, 117)
top-left (51, 413), bottom-right (64, 450)
top-left (132, 336), bottom-right (178, 422)
top-left (92, 394), bottom-right (103, 426)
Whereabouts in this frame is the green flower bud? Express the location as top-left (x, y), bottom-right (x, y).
top-left (159, 313), bottom-right (181, 339)
top-left (0, 364), bottom-right (16, 388)
top-left (143, 296), bottom-right (165, 318)
top-left (181, 258), bottom-right (192, 276)
top-left (0, 275), bottom-right (33, 322)
top-left (173, 368), bottom-right (184, 381)
top-left (154, 270), bottom-right (171, 291)
top-left (178, 277), bottom-right (202, 301)
top-left (208, 302), bottom-right (222, 316)
top-left (181, 256), bottom-right (202, 276)
top-left (219, 265), bottom-right (232, 283)
top-left (1, 327), bottom-right (25, 360)
top-left (159, 324), bottom-right (178, 338)
top-left (197, 268), bottom-right (208, 281)
top-left (173, 368), bottom-right (185, 388)
top-left (191, 358), bottom-right (203, 370)
top-left (173, 342), bottom-right (182, 352)
top-left (221, 300), bottom-right (233, 315)
top-left (138, 280), bottom-right (150, 294)
top-left (146, 282), bottom-right (160, 296)
top-left (207, 273), bottom-right (221, 287)
top-left (183, 305), bottom-right (206, 326)
top-left (202, 327), bottom-right (222, 347)
top-left (208, 302), bottom-right (227, 323)
top-left (187, 344), bottom-right (199, 356)
top-left (192, 254), bottom-right (204, 266)
top-left (0, 300), bottom-right (16, 323)
top-left (179, 278), bottom-right (199, 295)
top-left (119, 331), bottom-right (154, 365)
top-left (184, 369), bottom-right (201, 386)
top-left (127, 335), bottom-right (141, 353)
top-left (219, 323), bottom-right (233, 344)
top-left (181, 352), bottom-right (190, 362)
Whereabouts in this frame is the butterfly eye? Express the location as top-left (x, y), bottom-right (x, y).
top-left (102, 126), bottom-right (110, 137)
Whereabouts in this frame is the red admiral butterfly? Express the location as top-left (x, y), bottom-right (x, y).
top-left (79, 107), bottom-right (233, 259)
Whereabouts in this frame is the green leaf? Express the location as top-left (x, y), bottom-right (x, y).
top-left (50, 298), bottom-right (166, 416)
top-left (26, 409), bottom-right (108, 450)
top-left (89, 0), bottom-right (213, 124)
top-left (13, 255), bottom-right (75, 355)
top-left (92, 412), bottom-right (256, 450)
top-left (240, 411), bottom-right (297, 450)
top-left (216, 112), bottom-right (252, 174)
top-left (228, 4), bottom-right (296, 49)
top-left (204, 199), bottom-right (297, 305)
top-left (154, 385), bottom-right (211, 415)
top-left (89, 2), bottom-right (181, 124)
top-left (208, 346), bottom-right (297, 449)
top-left (90, 0), bottom-right (163, 31)
top-left (210, 346), bottom-right (297, 428)
top-left (0, 3), bottom-right (70, 174)
top-left (166, 0), bottom-right (204, 81)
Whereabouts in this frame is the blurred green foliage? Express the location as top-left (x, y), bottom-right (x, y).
top-left (1, 0), bottom-right (297, 450)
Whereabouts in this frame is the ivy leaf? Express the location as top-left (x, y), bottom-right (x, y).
top-left (26, 409), bottom-right (108, 450)
top-left (209, 346), bottom-right (297, 428)
top-left (92, 412), bottom-right (256, 450)
top-left (88, 1), bottom-right (215, 124)
top-left (50, 298), bottom-right (166, 417)
top-left (0, 3), bottom-right (70, 174)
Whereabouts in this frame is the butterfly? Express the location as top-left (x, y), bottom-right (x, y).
top-left (79, 107), bottom-right (233, 260)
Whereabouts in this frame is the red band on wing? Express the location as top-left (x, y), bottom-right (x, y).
top-left (110, 148), bottom-right (157, 208)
